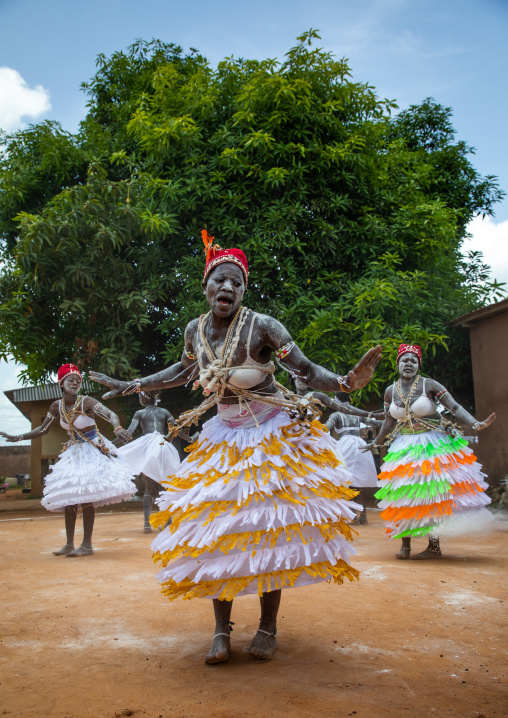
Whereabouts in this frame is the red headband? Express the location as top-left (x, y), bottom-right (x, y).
top-left (201, 230), bottom-right (249, 285)
top-left (57, 363), bottom-right (82, 385)
top-left (397, 344), bottom-right (421, 364)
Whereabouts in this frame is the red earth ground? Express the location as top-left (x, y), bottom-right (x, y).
top-left (0, 505), bottom-right (506, 718)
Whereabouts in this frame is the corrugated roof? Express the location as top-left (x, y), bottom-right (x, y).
top-left (4, 380), bottom-right (98, 418)
top-left (6, 379), bottom-right (96, 404)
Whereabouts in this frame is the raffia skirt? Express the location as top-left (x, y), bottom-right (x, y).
top-left (151, 400), bottom-right (361, 601)
top-left (41, 433), bottom-right (137, 511)
top-left (375, 429), bottom-right (491, 539)
top-left (117, 431), bottom-right (181, 483)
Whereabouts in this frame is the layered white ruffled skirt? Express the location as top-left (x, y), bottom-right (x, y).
top-left (41, 435), bottom-right (137, 511)
top-left (151, 408), bottom-right (361, 601)
top-left (117, 431), bottom-right (181, 483)
top-left (333, 435), bottom-right (378, 487)
top-left (375, 429), bottom-right (491, 539)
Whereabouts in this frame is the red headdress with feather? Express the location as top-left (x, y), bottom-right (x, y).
top-left (201, 229), bottom-right (249, 285)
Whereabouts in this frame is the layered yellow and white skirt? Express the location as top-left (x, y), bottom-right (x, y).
top-left (151, 399), bottom-right (361, 601)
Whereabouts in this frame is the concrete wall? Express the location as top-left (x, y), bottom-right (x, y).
top-left (0, 446), bottom-right (31, 477)
top-left (469, 310), bottom-right (508, 486)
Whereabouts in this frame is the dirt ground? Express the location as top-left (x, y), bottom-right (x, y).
top-left (0, 506), bottom-right (506, 718)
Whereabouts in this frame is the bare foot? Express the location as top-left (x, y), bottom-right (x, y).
top-left (66, 546), bottom-right (94, 557)
top-left (411, 548), bottom-right (442, 560)
top-left (53, 544), bottom-right (75, 556)
top-left (396, 547), bottom-right (411, 560)
top-left (143, 525), bottom-right (152, 534)
top-left (243, 630), bottom-right (278, 661)
top-left (204, 633), bottom-right (231, 664)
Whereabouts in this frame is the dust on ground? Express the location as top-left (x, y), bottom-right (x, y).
top-left (0, 508), bottom-right (506, 718)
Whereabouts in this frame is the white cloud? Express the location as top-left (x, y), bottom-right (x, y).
top-left (464, 215), bottom-right (508, 287)
top-left (0, 67), bottom-right (51, 133)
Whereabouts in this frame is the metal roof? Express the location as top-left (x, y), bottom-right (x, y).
top-left (4, 380), bottom-right (98, 419)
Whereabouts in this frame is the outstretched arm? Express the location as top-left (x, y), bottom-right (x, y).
top-left (310, 391), bottom-right (384, 419)
top-left (90, 322), bottom-right (199, 399)
top-left (429, 380), bottom-right (496, 432)
top-left (261, 316), bottom-right (382, 393)
top-left (84, 397), bottom-right (131, 443)
top-left (0, 402), bottom-right (59, 442)
top-left (361, 387), bottom-right (397, 451)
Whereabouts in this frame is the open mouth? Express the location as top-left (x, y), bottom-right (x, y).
top-left (217, 296), bottom-right (233, 306)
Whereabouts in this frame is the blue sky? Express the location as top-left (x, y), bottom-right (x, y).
top-left (1, 0), bottom-right (507, 437)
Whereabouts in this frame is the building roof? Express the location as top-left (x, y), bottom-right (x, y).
top-left (450, 297), bottom-right (508, 328)
top-left (4, 380), bottom-right (98, 419)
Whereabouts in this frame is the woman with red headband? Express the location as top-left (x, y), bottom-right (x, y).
top-left (91, 232), bottom-right (382, 664)
top-left (364, 345), bottom-right (496, 560)
top-left (0, 364), bottom-right (136, 557)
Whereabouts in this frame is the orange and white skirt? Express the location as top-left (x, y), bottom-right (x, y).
top-left (150, 400), bottom-right (361, 601)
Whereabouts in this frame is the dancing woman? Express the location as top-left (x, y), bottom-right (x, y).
top-left (364, 345), bottom-right (495, 560)
top-left (0, 364), bottom-right (136, 556)
top-left (91, 234), bottom-right (382, 663)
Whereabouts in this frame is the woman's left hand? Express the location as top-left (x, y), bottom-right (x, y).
top-left (474, 412), bottom-right (496, 431)
top-left (342, 345), bottom-right (383, 392)
top-left (114, 427), bottom-right (132, 443)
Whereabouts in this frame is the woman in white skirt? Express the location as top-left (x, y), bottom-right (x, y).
top-left (91, 233), bottom-right (382, 663)
top-left (0, 363), bottom-right (136, 557)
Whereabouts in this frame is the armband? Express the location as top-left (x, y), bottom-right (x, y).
top-left (185, 349), bottom-right (197, 361)
top-left (93, 403), bottom-right (110, 420)
top-left (436, 389), bottom-right (448, 400)
top-left (275, 341), bottom-right (295, 360)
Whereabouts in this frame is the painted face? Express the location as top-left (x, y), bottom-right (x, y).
top-left (204, 263), bottom-right (245, 318)
top-left (61, 374), bottom-right (82, 395)
top-left (398, 352), bottom-right (420, 378)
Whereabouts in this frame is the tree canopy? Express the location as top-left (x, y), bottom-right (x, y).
top-left (0, 31), bottom-right (504, 405)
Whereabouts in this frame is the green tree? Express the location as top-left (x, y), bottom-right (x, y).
top-left (0, 32), bottom-right (504, 405)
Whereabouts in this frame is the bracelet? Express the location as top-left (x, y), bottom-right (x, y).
top-left (185, 349), bottom-right (197, 361)
top-left (472, 422), bottom-right (480, 430)
top-left (338, 376), bottom-right (352, 393)
top-left (113, 426), bottom-right (123, 436)
top-left (133, 379), bottom-right (142, 393)
top-left (16, 435), bottom-right (24, 442)
top-left (275, 341), bottom-right (295, 360)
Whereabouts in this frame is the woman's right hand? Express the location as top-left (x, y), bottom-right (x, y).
top-left (0, 432), bottom-right (18, 442)
top-left (89, 372), bottom-right (132, 400)
top-left (474, 412), bottom-right (496, 431)
top-left (361, 443), bottom-right (375, 453)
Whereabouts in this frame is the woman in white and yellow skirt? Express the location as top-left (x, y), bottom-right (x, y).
top-left (91, 232), bottom-right (382, 664)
